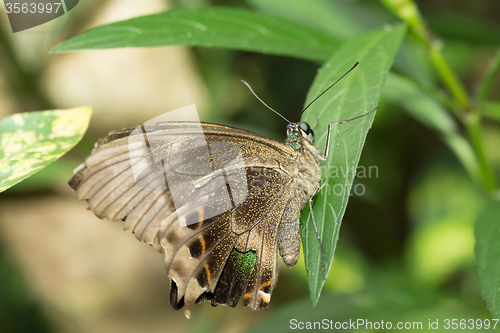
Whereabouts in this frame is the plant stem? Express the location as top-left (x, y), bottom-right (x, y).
top-left (379, 0), bottom-right (429, 42)
top-left (429, 43), bottom-right (470, 110)
top-left (380, 0), bottom-right (470, 110)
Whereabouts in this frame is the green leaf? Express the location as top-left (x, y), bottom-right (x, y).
top-left (475, 200), bottom-right (500, 319)
top-left (6, 158), bottom-right (80, 193)
top-left (248, 0), bottom-right (434, 88)
top-left (383, 73), bottom-right (483, 187)
top-left (247, 0), bottom-right (364, 39)
top-left (0, 107), bottom-right (92, 193)
top-left (50, 8), bottom-right (341, 62)
top-left (299, 24), bottom-right (407, 305)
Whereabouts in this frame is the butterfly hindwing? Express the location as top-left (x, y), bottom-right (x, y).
top-left (159, 165), bottom-right (294, 316)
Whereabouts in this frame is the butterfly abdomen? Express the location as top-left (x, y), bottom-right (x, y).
top-left (278, 194), bottom-right (304, 268)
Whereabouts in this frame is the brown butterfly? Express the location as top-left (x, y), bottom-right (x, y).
top-left (68, 62), bottom-right (374, 318)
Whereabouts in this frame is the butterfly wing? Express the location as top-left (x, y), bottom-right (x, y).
top-left (69, 122), bottom-right (299, 317)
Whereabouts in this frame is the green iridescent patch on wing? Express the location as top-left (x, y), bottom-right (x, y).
top-left (230, 248), bottom-right (257, 285)
top-left (0, 106), bottom-right (92, 193)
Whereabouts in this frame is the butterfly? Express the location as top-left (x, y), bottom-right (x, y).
top-left (68, 62), bottom-right (374, 318)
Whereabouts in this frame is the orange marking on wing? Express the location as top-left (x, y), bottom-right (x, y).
top-left (244, 292), bottom-right (251, 299)
top-left (197, 209), bottom-right (204, 227)
top-left (260, 280), bottom-right (271, 288)
top-left (260, 292), bottom-right (270, 303)
top-left (199, 235), bottom-right (206, 253)
top-left (204, 264), bottom-right (211, 284)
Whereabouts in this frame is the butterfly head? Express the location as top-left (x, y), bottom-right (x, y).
top-left (286, 121), bottom-right (315, 150)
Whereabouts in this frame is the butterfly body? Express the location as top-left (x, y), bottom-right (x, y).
top-left (278, 123), bottom-right (323, 267)
top-left (69, 121), bottom-right (322, 318)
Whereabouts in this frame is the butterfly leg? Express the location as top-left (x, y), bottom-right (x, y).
top-left (322, 107), bottom-right (377, 159)
top-left (309, 189), bottom-right (326, 280)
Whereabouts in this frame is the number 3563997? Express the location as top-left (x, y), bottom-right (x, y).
top-left (443, 319), bottom-right (499, 329)
top-left (5, 3), bottom-right (62, 14)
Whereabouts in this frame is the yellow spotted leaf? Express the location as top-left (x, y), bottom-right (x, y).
top-left (0, 107), bottom-right (92, 193)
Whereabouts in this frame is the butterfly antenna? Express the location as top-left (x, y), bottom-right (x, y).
top-left (296, 61), bottom-right (359, 122)
top-left (241, 80), bottom-right (292, 124)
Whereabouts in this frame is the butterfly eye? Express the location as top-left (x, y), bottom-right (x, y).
top-left (298, 122), bottom-right (311, 134)
top-left (298, 122), bottom-right (316, 142)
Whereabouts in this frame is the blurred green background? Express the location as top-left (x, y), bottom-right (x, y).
top-left (1, 0), bottom-right (500, 332)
